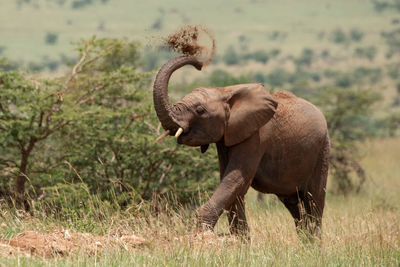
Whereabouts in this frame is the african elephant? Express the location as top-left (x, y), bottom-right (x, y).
top-left (153, 56), bottom-right (330, 239)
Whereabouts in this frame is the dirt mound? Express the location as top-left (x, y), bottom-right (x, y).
top-left (0, 230), bottom-right (147, 258)
top-left (164, 24), bottom-right (216, 66)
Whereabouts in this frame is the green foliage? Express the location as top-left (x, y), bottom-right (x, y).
top-left (353, 67), bottom-right (382, 84)
top-left (265, 69), bottom-right (290, 87)
top-left (222, 46), bottom-right (240, 65)
top-left (238, 34), bottom-right (249, 52)
top-left (371, 0), bottom-right (400, 12)
top-left (350, 28), bottom-right (364, 42)
top-left (45, 32), bottom-right (58, 45)
top-left (382, 28), bottom-right (400, 56)
top-left (354, 46), bottom-right (377, 61)
top-left (208, 69), bottom-right (251, 86)
top-left (384, 112), bottom-right (400, 136)
top-left (141, 48), bottom-right (175, 72)
top-left (269, 48), bottom-right (281, 58)
top-left (314, 87), bottom-right (382, 194)
top-left (321, 49), bottom-right (330, 58)
top-left (387, 63), bottom-right (400, 79)
top-left (294, 48), bottom-right (314, 68)
top-left (0, 37), bottom-right (218, 208)
top-left (324, 67), bottom-right (382, 88)
top-left (243, 50), bottom-right (270, 64)
top-left (331, 29), bottom-right (348, 44)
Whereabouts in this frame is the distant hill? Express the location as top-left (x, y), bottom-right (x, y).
top-left (0, 0), bottom-right (396, 63)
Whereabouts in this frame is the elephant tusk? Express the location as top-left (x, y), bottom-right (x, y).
top-left (155, 130), bottom-right (170, 143)
top-left (175, 127), bottom-right (183, 138)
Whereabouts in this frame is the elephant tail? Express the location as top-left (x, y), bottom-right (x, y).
top-left (314, 133), bottom-right (330, 213)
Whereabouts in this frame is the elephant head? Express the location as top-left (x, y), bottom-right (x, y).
top-left (153, 56), bottom-right (278, 150)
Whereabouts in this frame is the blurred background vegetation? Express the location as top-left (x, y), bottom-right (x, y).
top-left (1, 0), bottom-right (400, 214)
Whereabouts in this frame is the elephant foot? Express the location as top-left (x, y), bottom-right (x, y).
top-left (196, 202), bottom-right (221, 232)
top-left (229, 225), bottom-right (250, 242)
top-left (195, 220), bottom-right (215, 233)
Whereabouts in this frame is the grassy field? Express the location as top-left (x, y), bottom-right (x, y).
top-left (0, 137), bottom-right (399, 266)
top-left (0, 0), bottom-right (397, 62)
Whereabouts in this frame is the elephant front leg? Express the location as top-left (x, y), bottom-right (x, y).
top-left (196, 134), bottom-right (261, 234)
top-left (196, 169), bottom-right (253, 233)
top-left (228, 196), bottom-right (249, 237)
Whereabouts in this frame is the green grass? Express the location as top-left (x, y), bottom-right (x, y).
top-left (0, 138), bottom-right (399, 266)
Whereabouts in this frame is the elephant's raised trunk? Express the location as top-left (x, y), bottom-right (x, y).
top-left (153, 56), bottom-right (203, 133)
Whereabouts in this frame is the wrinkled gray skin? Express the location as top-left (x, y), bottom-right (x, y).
top-left (153, 56), bottom-right (330, 239)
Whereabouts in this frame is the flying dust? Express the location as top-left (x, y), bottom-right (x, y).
top-left (163, 24), bottom-right (216, 66)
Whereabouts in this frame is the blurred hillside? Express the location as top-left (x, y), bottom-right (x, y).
top-left (0, 0), bottom-right (397, 66)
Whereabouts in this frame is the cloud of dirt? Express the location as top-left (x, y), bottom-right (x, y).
top-left (163, 25), bottom-right (216, 66)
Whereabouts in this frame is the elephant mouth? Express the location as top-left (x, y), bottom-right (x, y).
top-left (177, 130), bottom-right (203, 147)
top-left (177, 132), bottom-right (192, 145)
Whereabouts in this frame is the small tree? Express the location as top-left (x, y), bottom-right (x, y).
top-left (331, 28), bottom-right (348, 45)
top-left (0, 37), bottom-right (148, 206)
top-left (314, 87), bottom-right (381, 194)
top-left (294, 48), bottom-right (314, 68)
top-left (0, 37), bottom-right (219, 209)
top-left (45, 32), bottom-right (59, 45)
top-left (222, 46), bottom-right (240, 65)
top-left (350, 28), bottom-right (364, 42)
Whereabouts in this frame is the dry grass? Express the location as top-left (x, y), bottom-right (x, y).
top-left (0, 138), bottom-right (399, 266)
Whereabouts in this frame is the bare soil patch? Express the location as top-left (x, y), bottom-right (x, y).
top-left (0, 230), bottom-right (147, 258)
top-left (0, 229), bottom-right (242, 258)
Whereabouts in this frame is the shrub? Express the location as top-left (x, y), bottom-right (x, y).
top-left (353, 67), bottom-right (382, 84)
top-left (208, 69), bottom-right (251, 86)
top-left (294, 48), bottom-right (314, 68)
top-left (71, 0), bottom-right (93, 9)
top-left (381, 28), bottom-right (400, 56)
top-left (289, 80), bottom-right (315, 99)
top-left (253, 72), bottom-right (265, 83)
top-left (244, 50), bottom-right (269, 64)
top-left (238, 35), bottom-right (249, 52)
top-left (331, 28), bottom-right (348, 44)
top-left (354, 46), bottom-right (377, 61)
top-left (314, 87), bottom-right (382, 194)
top-left (269, 48), bottom-right (281, 58)
top-left (265, 69), bottom-right (290, 87)
top-left (45, 32), bottom-right (58, 45)
top-left (371, 0), bottom-right (390, 12)
top-left (222, 46), bottom-right (240, 65)
top-left (387, 63), bottom-right (400, 79)
top-left (321, 49), bottom-right (330, 58)
top-left (350, 28), bottom-right (364, 42)
top-left (334, 74), bottom-right (353, 88)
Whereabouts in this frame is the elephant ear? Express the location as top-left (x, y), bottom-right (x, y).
top-left (224, 84), bottom-right (278, 147)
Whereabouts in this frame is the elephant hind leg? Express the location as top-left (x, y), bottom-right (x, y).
top-left (281, 135), bottom-right (330, 241)
top-left (279, 191), bottom-right (322, 241)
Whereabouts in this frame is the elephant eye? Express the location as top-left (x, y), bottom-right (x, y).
top-left (195, 106), bottom-right (206, 115)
